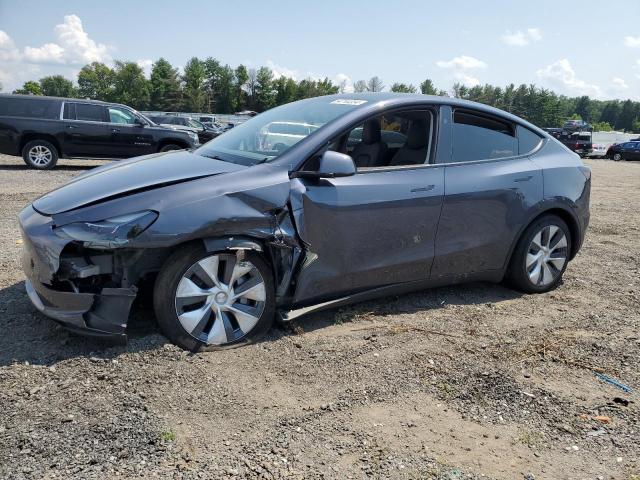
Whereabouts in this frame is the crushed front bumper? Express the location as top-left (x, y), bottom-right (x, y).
top-left (19, 205), bottom-right (135, 342)
top-left (25, 278), bottom-right (134, 342)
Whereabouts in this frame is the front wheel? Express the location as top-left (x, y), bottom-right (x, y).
top-left (159, 144), bottom-right (183, 153)
top-left (153, 245), bottom-right (275, 351)
top-left (612, 153), bottom-right (623, 161)
top-left (506, 215), bottom-right (571, 294)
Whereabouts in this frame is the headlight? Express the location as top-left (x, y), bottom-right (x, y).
top-left (56, 211), bottom-right (158, 249)
top-left (188, 132), bottom-right (199, 143)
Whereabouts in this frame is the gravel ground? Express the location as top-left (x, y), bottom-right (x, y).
top-left (0, 154), bottom-right (638, 480)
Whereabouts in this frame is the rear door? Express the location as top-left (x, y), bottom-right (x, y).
top-left (431, 108), bottom-right (543, 278)
top-left (105, 106), bottom-right (155, 157)
top-left (62, 102), bottom-right (112, 157)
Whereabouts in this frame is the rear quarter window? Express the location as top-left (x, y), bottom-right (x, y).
top-left (0, 97), bottom-right (60, 119)
top-left (517, 125), bottom-right (543, 155)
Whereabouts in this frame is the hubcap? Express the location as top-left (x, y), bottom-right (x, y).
top-left (28, 145), bottom-right (52, 166)
top-left (526, 225), bottom-right (568, 287)
top-left (175, 252), bottom-right (266, 345)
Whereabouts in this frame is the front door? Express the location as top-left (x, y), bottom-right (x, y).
top-left (290, 165), bottom-right (444, 305)
top-left (105, 106), bottom-right (155, 157)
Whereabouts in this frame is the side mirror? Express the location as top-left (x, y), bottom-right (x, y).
top-left (135, 118), bottom-right (146, 127)
top-left (291, 151), bottom-right (356, 179)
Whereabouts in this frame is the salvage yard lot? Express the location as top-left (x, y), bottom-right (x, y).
top-left (0, 154), bottom-right (638, 479)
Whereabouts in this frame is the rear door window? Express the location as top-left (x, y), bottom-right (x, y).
top-left (451, 109), bottom-right (517, 162)
top-left (73, 103), bottom-right (106, 122)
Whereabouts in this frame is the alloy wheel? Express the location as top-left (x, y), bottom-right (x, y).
top-left (174, 252), bottom-right (266, 345)
top-left (28, 145), bottom-right (53, 166)
top-left (525, 225), bottom-right (568, 287)
top-left (613, 153), bottom-right (622, 161)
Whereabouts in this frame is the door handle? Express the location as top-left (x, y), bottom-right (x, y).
top-left (111, 128), bottom-right (120, 133)
top-left (514, 175), bottom-right (533, 183)
top-left (66, 125), bottom-right (77, 129)
top-left (410, 185), bottom-right (435, 193)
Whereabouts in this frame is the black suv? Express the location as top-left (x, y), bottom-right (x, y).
top-left (0, 95), bottom-right (199, 169)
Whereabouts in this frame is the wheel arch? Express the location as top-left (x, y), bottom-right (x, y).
top-left (157, 138), bottom-right (189, 151)
top-left (20, 133), bottom-right (63, 156)
top-left (506, 205), bottom-right (582, 271)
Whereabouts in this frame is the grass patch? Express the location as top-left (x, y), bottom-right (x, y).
top-left (160, 430), bottom-right (176, 442)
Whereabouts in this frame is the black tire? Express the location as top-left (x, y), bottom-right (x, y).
top-left (22, 140), bottom-right (59, 169)
top-left (153, 244), bottom-right (275, 351)
top-left (159, 144), bottom-right (183, 153)
top-left (612, 153), bottom-right (622, 161)
top-left (506, 214), bottom-right (572, 294)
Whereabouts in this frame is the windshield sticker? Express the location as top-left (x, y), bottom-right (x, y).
top-left (330, 99), bottom-right (368, 105)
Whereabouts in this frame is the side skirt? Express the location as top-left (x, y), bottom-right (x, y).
top-left (277, 269), bottom-right (505, 323)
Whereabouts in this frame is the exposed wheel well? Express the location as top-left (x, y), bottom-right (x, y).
top-left (157, 139), bottom-right (188, 151)
top-left (20, 134), bottom-right (62, 156)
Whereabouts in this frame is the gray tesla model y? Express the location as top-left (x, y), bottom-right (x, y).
top-left (19, 93), bottom-right (591, 350)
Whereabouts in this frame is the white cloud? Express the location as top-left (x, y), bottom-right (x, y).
top-left (334, 73), bottom-right (353, 93)
top-left (266, 59), bottom-right (299, 80)
top-left (624, 36), bottom-right (640, 48)
top-left (22, 15), bottom-right (111, 66)
top-left (0, 30), bottom-right (20, 62)
top-left (137, 59), bottom-right (153, 77)
top-left (612, 77), bottom-right (628, 90)
top-left (436, 55), bottom-right (487, 70)
top-left (501, 28), bottom-right (542, 46)
top-left (536, 59), bottom-right (601, 97)
top-left (454, 72), bottom-right (480, 87)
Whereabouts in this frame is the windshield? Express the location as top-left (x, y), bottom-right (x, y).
top-left (194, 96), bottom-right (365, 165)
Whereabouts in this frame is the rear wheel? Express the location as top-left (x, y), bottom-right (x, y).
top-left (22, 140), bottom-right (58, 169)
top-left (506, 215), bottom-right (571, 293)
top-left (612, 153), bottom-right (622, 161)
top-left (154, 245), bottom-right (275, 351)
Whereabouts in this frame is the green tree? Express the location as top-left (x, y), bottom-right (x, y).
top-left (77, 62), bottom-right (115, 101)
top-left (390, 83), bottom-right (417, 93)
top-left (615, 100), bottom-right (635, 131)
top-left (420, 79), bottom-right (438, 95)
top-left (13, 81), bottom-right (43, 95)
top-left (112, 61), bottom-right (150, 109)
top-left (216, 65), bottom-right (236, 114)
top-left (234, 65), bottom-right (249, 112)
top-left (39, 75), bottom-right (76, 97)
top-left (274, 76), bottom-right (297, 106)
top-left (254, 66), bottom-right (275, 111)
top-left (149, 58), bottom-right (182, 111)
top-left (366, 76), bottom-right (384, 92)
top-left (591, 121), bottom-right (613, 132)
top-left (182, 57), bottom-right (207, 112)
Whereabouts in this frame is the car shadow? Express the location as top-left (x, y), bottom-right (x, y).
top-left (0, 279), bottom-right (522, 366)
top-left (0, 164), bottom-right (98, 172)
top-left (0, 281), bottom-right (167, 367)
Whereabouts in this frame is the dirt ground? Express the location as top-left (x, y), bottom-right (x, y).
top-left (0, 154), bottom-right (637, 480)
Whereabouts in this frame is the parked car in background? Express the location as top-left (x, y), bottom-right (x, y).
top-left (544, 128), bottom-right (593, 157)
top-left (259, 121), bottom-right (320, 152)
top-left (562, 119), bottom-right (591, 130)
top-left (0, 94), bottom-right (198, 169)
top-left (19, 93), bottom-right (590, 350)
top-left (606, 141), bottom-right (640, 161)
top-left (147, 115), bottom-right (218, 143)
top-left (586, 143), bottom-right (608, 158)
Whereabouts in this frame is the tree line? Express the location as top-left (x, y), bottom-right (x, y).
top-left (7, 56), bottom-right (640, 131)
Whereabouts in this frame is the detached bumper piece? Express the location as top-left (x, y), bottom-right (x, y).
top-left (25, 279), bottom-right (135, 342)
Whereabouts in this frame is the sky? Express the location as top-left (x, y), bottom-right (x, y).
top-left (1, 0), bottom-right (639, 100)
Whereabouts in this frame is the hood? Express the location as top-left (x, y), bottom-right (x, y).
top-left (33, 151), bottom-right (246, 215)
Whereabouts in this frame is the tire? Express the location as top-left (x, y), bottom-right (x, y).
top-left (612, 153), bottom-right (622, 161)
top-left (159, 144), bottom-right (183, 153)
top-left (153, 244), bottom-right (275, 351)
top-left (506, 215), bottom-right (572, 294)
top-left (22, 140), bottom-right (59, 169)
